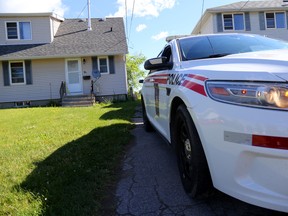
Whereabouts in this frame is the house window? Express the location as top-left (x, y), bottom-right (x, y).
top-left (266, 12), bottom-right (285, 29)
top-left (223, 13), bottom-right (244, 31)
top-left (9, 61), bottom-right (26, 84)
top-left (98, 56), bottom-right (109, 74)
top-left (6, 22), bottom-right (18, 39)
top-left (6, 21), bottom-right (32, 40)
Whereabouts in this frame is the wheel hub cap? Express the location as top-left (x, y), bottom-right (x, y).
top-left (184, 139), bottom-right (191, 160)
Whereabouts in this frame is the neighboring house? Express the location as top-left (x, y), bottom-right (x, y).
top-left (0, 12), bottom-right (128, 108)
top-left (192, 0), bottom-right (288, 41)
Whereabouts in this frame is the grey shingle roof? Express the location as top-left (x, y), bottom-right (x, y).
top-left (208, 0), bottom-right (288, 12)
top-left (0, 17), bottom-right (128, 60)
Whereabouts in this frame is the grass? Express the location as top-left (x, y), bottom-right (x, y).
top-left (0, 101), bottom-right (139, 216)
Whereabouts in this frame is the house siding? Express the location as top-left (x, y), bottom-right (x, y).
top-left (93, 55), bottom-right (127, 96)
top-left (0, 15), bottom-right (128, 106)
top-left (81, 57), bottom-right (93, 94)
top-left (0, 16), bottom-right (53, 45)
top-left (0, 59), bottom-right (65, 103)
top-left (212, 15), bottom-right (218, 33)
top-left (51, 17), bottom-right (62, 37)
top-left (200, 16), bottom-right (214, 34)
top-left (203, 11), bottom-right (288, 42)
top-left (250, 11), bottom-right (288, 41)
top-left (0, 55), bottom-right (127, 104)
top-left (70, 55), bottom-right (127, 96)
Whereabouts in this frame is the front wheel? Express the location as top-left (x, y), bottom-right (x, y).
top-left (174, 104), bottom-right (212, 198)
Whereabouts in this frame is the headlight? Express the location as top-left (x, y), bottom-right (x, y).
top-left (206, 81), bottom-right (288, 109)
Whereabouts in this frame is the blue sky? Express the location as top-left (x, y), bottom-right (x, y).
top-left (0, 0), bottom-right (256, 59)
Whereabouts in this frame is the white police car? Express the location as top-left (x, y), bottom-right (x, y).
top-left (140, 33), bottom-right (288, 213)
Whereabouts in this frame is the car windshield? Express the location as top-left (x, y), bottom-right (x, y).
top-left (178, 34), bottom-right (288, 61)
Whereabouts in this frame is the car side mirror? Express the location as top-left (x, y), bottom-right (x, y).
top-left (144, 56), bottom-right (173, 71)
top-left (139, 79), bottom-right (144, 84)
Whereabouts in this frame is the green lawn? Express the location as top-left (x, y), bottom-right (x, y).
top-left (0, 101), bottom-right (138, 216)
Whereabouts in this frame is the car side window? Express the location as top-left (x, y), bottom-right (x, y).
top-left (147, 46), bottom-right (173, 75)
top-left (161, 46), bottom-right (172, 63)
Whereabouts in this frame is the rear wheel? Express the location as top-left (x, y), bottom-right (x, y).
top-left (174, 104), bottom-right (212, 198)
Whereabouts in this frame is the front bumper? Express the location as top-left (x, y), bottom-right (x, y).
top-left (190, 101), bottom-right (288, 213)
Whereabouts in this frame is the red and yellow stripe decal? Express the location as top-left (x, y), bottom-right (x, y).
top-left (144, 73), bottom-right (169, 84)
top-left (182, 74), bottom-right (207, 97)
top-left (144, 73), bottom-right (208, 97)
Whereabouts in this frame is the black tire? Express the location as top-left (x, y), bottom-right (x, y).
top-left (174, 104), bottom-right (212, 198)
top-left (141, 97), bottom-right (154, 132)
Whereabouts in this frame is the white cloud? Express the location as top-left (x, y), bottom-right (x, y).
top-left (152, 31), bottom-right (169, 40)
top-left (136, 24), bottom-right (147, 32)
top-left (0, 0), bottom-right (67, 17)
top-left (113, 0), bottom-right (176, 17)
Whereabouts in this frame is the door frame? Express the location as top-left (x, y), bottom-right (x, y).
top-left (65, 58), bottom-right (83, 95)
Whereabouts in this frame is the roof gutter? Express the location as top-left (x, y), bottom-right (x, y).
top-left (207, 7), bottom-right (288, 13)
top-left (0, 12), bottom-right (64, 21)
top-left (0, 52), bottom-right (129, 61)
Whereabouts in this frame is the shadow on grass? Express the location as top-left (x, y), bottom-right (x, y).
top-left (100, 100), bottom-right (140, 121)
top-left (18, 123), bottom-right (133, 216)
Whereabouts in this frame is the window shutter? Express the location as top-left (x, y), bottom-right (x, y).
top-left (92, 56), bottom-right (98, 71)
top-left (25, 60), bottom-right (32, 85)
top-left (245, 12), bottom-right (251, 31)
top-left (286, 12), bottom-right (288, 29)
top-left (259, 12), bottom-right (265, 30)
top-left (216, 13), bottom-right (223, 32)
top-left (2, 61), bottom-right (10, 86)
top-left (108, 56), bottom-right (115, 74)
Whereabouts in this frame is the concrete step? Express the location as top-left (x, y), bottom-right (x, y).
top-left (62, 94), bottom-right (95, 107)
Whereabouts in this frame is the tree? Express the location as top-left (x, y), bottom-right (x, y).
top-left (126, 53), bottom-right (146, 92)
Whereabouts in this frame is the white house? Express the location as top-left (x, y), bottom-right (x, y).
top-left (0, 13), bottom-right (128, 108)
top-left (192, 0), bottom-right (288, 41)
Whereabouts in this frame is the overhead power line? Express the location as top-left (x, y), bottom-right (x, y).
top-left (77, 3), bottom-right (88, 19)
top-left (239, 0), bottom-right (250, 11)
top-left (125, 0), bottom-right (128, 39)
top-left (124, 0), bottom-right (136, 49)
top-left (199, 0), bottom-right (205, 34)
top-left (128, 0), bottom-right (136, 45)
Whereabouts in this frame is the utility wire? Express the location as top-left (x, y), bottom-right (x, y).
top-left (125, 0), bottom-right (128, 41)
top-left (77, 3), bottom-right (88, 19)
top-left (199, 0), bottom-right (205, 34)
top-left (128, 0), bottom-right (136, 46)
top-left (239, 0), bottom-right (250, 12)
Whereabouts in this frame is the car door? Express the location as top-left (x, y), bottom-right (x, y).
top-left (143, 46), bottom-right (173, 138)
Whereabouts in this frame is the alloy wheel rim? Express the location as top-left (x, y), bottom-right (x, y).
top-left (179, 119), bottom-right (192, 180)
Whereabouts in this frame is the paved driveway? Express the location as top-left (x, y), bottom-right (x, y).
top-left (114, 108), bottom-right (286, 216)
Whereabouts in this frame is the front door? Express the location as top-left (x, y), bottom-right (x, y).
top-left (65, 59), bottom-right (83, 95)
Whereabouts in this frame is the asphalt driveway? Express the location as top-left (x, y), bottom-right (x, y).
top-left (114, 107), bottom-right (286, 216)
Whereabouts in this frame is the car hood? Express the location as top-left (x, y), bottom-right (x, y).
top-left (181, 49), bottom-right (288, 82)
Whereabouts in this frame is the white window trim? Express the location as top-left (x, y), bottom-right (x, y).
top-left (5, 21), bottom-right (32, 40)
top-left (222, 13), bottom-right (245, 31)
top-left (265, 12), bottom-right (276, 29)
top-left (9, 61), bottom-right (26, 85)
top-left (265, 11), bottom-right (286, 29)
top-left (97, 56), bottom-right (110, 74)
